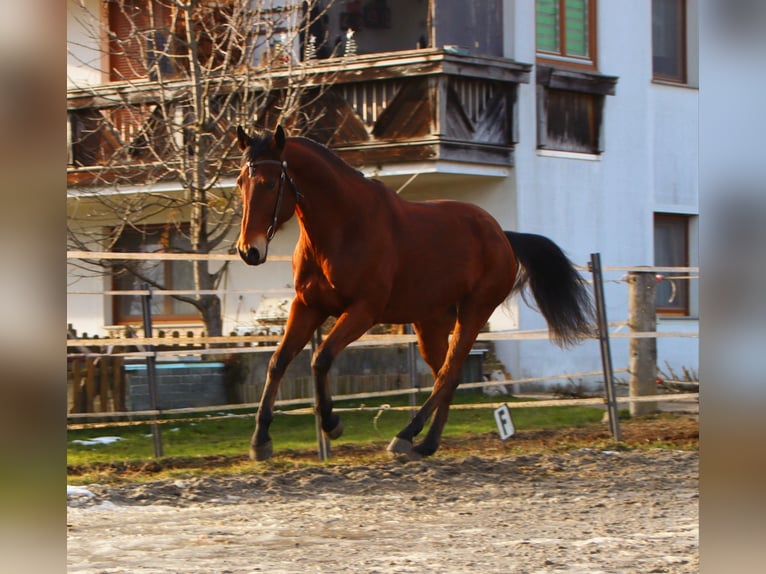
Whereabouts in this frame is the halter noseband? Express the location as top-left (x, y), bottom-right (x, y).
top-left (246, 159), bottom-right (300, 242)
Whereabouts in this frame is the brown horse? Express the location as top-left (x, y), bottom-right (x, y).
top-left (236, 125), bottom-right (593, 461)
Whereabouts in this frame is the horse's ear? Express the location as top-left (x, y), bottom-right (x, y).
top-left (236, 126), bottom-right (250, 151)
top-left (274, 124), bottom-right (286, 151)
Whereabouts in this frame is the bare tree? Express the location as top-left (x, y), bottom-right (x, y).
top-left (67, 0), bottom-right (339, 336)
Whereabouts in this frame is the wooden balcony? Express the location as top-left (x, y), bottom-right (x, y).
top-left (67, 49), bottom-right (531, 187)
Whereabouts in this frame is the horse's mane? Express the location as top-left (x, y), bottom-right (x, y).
top-left (290, 136), bottom-right (368, 181)
top-left (242, 131), bottom-right (366, 182)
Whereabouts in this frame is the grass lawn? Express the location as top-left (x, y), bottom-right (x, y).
top-left (67, 391), bottom-right (606, 468)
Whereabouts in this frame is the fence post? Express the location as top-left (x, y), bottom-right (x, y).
top-left (141, 284), bottom-right (164, 458)
top-left (85, 357), bottom-right (96, 413)
top-left (98, 358), bottom-right (109, 411)
top-left (113, 357), bottom-right (126, 412)
top-left (589, 253), bottom-right (622, 441)
top-left (628, 270), bottom-right (658, 416)
top-left (70, 359), bottom-right (84, 413)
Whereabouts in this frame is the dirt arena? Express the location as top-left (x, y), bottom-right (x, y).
top-left (67, 417), bottom-right (698, 573)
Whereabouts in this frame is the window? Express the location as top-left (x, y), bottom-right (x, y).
top-left (536, 0), bottom-right (596, 68)
top-left (112, 224), bottom-right (198, 324)
top-left (535, 2), bottom-right (615, 154)
top-left (654, 214), bottom-right (690, 315)
top-left (652, 0), bottom-right (686, 83)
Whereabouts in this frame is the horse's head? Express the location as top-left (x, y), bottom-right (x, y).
top-left (235, 125), bottom-right (298, 266)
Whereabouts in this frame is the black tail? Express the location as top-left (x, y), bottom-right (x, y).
top-left (505, 231), bottom-right (594, 347)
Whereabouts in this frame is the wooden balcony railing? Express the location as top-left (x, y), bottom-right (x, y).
top-left (67, 49), bottom-right (531, 187)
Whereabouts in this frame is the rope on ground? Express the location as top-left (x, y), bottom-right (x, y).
top-left (372, 404), bottom-right (392, 435)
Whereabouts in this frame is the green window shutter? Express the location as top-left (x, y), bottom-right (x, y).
top-left (565, 0), bottom-right (589, 57)
top-left (536, 0), bottom-right (560, 54)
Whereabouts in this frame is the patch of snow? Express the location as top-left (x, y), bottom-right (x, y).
top-left (70, 436), bottom-right (123, 446)
top-left (67, 485), bottom-right (95, 498)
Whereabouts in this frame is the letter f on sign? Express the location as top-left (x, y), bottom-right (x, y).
top-left (493, 404), bottom-right (515, 440)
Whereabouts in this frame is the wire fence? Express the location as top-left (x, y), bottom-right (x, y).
top-left (67, 251), bottom-right (699, 453)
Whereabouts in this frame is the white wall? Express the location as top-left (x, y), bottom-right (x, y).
top-left (491, 0), bottom-right (698, 384)
top-left (67, 0), bottom-right (104, 87)
top-left (67, 268), bottom-right (108, 337)
top-left (648, 2), bottom-right (700, 376)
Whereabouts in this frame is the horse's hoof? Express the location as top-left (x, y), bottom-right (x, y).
top-left (387, 437), bottom-right (422, 461)
top-left (413, 442), bottom-right (438, 458)
top-left (249, 441), bottom-right (273, 461)
top-left (325, 418), bottom-right (344, 440)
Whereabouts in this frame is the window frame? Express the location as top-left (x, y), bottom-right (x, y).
top-left (652, 0), bottom-right (688, 84)
top-left (654, 213), bottom-right (691, 316)
top-left (110, 223), bottom-right (200, 326)
top-left (536, 0), bottom-right (598, 70)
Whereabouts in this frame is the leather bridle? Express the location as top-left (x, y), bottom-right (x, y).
top-left (246, 159), bottom-right (301, 242)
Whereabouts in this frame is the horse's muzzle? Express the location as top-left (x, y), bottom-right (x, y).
top-left (238, 246), bottom-right (266, 266)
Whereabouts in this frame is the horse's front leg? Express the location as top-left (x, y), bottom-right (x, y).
top-left (312, 306), bottom-right (376, 441)
top-left (251, 300), bottom-right (327, 461)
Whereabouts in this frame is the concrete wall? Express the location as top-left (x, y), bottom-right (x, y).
top-left (125, 362), bottom-right (227, 411)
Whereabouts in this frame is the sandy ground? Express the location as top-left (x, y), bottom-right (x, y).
top-left (68, 426), bottom-right (698, 573)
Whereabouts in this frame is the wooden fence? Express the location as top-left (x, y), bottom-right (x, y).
top-left (65, 324), bottom-right (436, 413)
top-left (68, 356), bottom-right (125, 414)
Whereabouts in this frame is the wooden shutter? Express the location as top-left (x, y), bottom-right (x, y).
top-left (108, 1), bottom-right (176, 81)
top-left (109, 1), bottom-right (148, 80)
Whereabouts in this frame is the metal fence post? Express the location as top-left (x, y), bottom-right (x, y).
top-left (140, 284), bottom-right (163, 457)
top-left (628, 270), bottom-right (658, 416)
top-left (589, 254), bottom-right (622, 441)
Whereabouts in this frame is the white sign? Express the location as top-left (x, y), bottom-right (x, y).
top-left (493, 404), bottom-right (515, 440)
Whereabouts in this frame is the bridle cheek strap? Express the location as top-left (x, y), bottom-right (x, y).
top-left (246, 160), bottom-right (300, 243)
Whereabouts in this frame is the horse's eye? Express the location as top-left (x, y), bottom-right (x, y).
top-left (264, 179), bottom-right (276, 190)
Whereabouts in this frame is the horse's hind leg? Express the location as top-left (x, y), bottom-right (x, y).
top-left (387, 312), bottom-right (453, 459)
top-left (388, 374), bottom-right (460, 460)
top-left (251, 300), bottom-right (326, 461)
top-left (389, 303), bottom-right (494, 459)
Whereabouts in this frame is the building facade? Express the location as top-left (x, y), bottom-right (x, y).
top-left (67, 0), bottom-right (699, 386)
